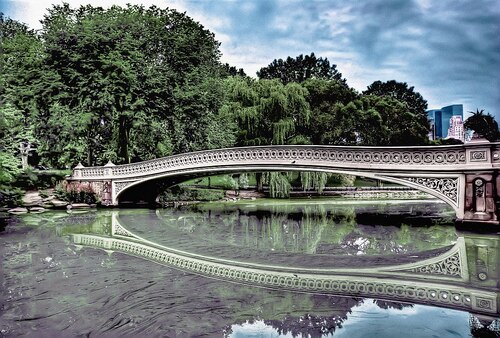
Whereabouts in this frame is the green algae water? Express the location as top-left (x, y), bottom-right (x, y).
top-left (1, 200), bottom-right (498, 337)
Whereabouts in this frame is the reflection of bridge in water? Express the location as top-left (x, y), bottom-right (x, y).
top-left (71, 211), bottom-right (499, 326)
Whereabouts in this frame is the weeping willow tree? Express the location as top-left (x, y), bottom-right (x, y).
top-left (300, 172), bottom-right (329, 193)
top-left (262, 172), bottom-right (292, 198)
top-left (221, 77), bottom-right (311, 146)
top-left (221, 77), bottom-right (312, 196)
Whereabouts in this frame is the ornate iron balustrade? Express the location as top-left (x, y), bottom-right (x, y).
top-left (73, 145), bottom-right (481, 180)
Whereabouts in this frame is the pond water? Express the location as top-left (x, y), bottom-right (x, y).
top-left (0, 199), bottom-right (499, 337)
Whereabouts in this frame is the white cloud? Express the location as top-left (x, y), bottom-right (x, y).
top-left (319, 5), bottom-right (355, 37)
top-left (4, 0), bottom-right (498, 118)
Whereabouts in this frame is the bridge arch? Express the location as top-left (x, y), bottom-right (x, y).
top-left (113, 166), bottom-right (462, 215)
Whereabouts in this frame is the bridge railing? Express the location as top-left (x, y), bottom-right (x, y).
top-left (70, 142), bottom-right (500, 180)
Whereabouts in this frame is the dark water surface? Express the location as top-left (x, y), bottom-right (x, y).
top-left (0, 199), bottom-right (499, 337)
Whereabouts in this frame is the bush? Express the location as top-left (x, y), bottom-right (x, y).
top-left (54, 181), bottom-right (68, 200)
top-left (0, 186), bottom-right (24, 207)
top-left (14, 169), bottom-right (70, 190)
top-left (55, 181), bottom-right (97, 204)
top-left (219, 175), bottom-right (238, 190)
top-left (158, 186), bottom-right (224, 203)
top-left (193, 188), bottom-right (225, 201)
top-left (14, 168), bottom-right (38, 189)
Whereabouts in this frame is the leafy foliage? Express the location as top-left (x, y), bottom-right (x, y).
top-left (221, 77), bottom-right (311, 146)
top-left (363, 80), bottom-right (428, 116)
top-left (0, 186), bottom-right (24, 207)
top-left (257, 53), bottom-right (346, 86)
top-left (0, 9), bottom-right (450, 203)
top-left (34, 4), bottom-right (227, 166)
top-left (159, 186), bottom-right (224, 203)
top-left (363, 80), bottom-right (430, 140)
top-left (464, 109), bottom-right (500, 141)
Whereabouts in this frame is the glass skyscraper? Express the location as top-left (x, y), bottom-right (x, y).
top-left (427, 104), bottom-right (463, 140)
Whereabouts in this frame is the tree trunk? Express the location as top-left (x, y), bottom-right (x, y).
top-left (86, 131), bottom-right (93, 166)
top-left (118, 115), bottom-right (130, 164)
top-left (256, 172), bottom-right (264, 192)
top-left (87, 146), bottom-right (93, 167)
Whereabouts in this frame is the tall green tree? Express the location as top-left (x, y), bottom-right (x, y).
top-left (0, 104), bottom-right (23, 185)
top-left (0, 15), bottom-right (40, 183)
top-left (221, 77), bottom-right (311, 196)
top-left (37, 4), bottom-right (223, 166)
top-left (222, 77), bottom-right (311, 146)
top-left (0, 15), bottom-right (40, 147)
top-left (363, 80), bottom-right (430, 142)
top-left (172, 69), bottom-right (237, 153)
top-left (255, 54), bottom-right (360, 194)
top-left (301, 78), bottom-right (359, 145)
top-left (355, 95), bottom-right (429, 145)
top-left (257, 53), bottom-right (347, 86)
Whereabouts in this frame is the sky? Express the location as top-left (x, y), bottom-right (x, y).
top-left (1, 0), bottom-right (499, 119)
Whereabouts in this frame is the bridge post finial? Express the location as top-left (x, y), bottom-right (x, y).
top-left (73, 162), bottom-right (85, 178)
top-left (104, 160), bottom-right (115, 177)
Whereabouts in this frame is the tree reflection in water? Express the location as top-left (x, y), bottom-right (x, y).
top-left (3, 202), bottom-right (497, 337)
top-left (159, 201), bottom-right (458, 257)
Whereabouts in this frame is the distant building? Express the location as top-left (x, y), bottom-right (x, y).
top-left (464, 129), bottom-right (474, 143)
top-left (427, 104), bottom-right (463, 140)
top-left (446, 115), bottom-right (464, 142)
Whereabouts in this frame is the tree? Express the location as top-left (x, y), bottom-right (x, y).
top-left (363, 80), bottom-right (428, 113)
top-left (0, 13), bottom-right (32, 38)
top-left (363, 80), bottom-right (430, 139)
top-left (219, 63), bottom-right (246, 77)
top-left (37, 4), bottom-right (224, 166)
top-left (171, 69), bottom-right (237, 153)
top-left (355, 95), bottom-right (430, 146)
top-left (0, 104), bottom-right (23, 185)
top-left (257, 53), bottom-right (346, 86)
top-left (0, 15), bottom-right (40, 182)
top-left (301, 79), bottom-right (359, 145)
top-left (464, 109), bottom-right (500, 141)
top-left (221, 77), bottom-right (311, 146)
top-left (221, 77), bottom-right (311, 196)
top-left (0, 15), bottom-right (40, 148)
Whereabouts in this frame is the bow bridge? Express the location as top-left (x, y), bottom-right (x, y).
top-left (68, 140), bottom-right (500, 225)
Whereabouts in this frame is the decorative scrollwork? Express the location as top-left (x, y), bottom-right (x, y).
top-left (476, 298), bottom-right (493, 310)
top-left (113, 222), bottom-right (135, 238)
top-left (114, 181), bottom-right (137, 195)
top-left (71, 234), bottom-right (489, 313)
top-left (401, 177), bottom-right (458, 203)
top-left (470, 151), bottom-right (487, 161)
top-left (74, 146), bottom-right (468, 179)
top-left (475, 179), bottom-right (485, 198)
top-left (402, 252), bottom-right (462, 277)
